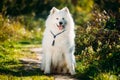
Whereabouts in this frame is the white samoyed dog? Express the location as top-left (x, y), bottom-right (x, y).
top-left (41, 7), bottom-right (76, 75)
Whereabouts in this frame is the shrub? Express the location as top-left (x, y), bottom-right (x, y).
top-left (75, 6), bottom-right (120, 79)
top-left (0, 14), bottom-right (29, 42)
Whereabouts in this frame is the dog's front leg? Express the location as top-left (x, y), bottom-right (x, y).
top-left (44, 51), bottom-right (52, 74)
top-left (65, 52), bottom-right (76, 75)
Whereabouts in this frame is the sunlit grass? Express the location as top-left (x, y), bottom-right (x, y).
top-left (0, 74), bottom-right (54, 80)
top-left (93, 73), bottom-right (118, 80)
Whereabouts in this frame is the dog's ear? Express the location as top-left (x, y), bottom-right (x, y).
top-left (62, 7), bottom-right (70, 13)
top-left (50, 7), bottom-right (58, 15)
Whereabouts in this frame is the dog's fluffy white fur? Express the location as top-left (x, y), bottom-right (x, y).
top-left (41, 7), bottom-right (76, 75)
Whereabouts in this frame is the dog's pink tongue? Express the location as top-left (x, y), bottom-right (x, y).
top-left (58, 25), bottom-right (63, 30)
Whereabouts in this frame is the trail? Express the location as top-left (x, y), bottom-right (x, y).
top-left (20, 47), bottom-right (78, 80)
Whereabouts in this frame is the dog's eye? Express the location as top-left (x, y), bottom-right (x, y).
top-left (62, 18), bottom-right (64, 20)
top-left (56, 18), bottom-right (59, 20)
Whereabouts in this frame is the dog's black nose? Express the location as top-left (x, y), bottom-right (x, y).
top-left (59, 22), bottom-right (63, 25)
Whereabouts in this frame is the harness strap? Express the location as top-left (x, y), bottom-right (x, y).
top-left (50, 30), bottom-right (66, 46)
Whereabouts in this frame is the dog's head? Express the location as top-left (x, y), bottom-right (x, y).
top-left (48, 7), bottom-right (71, 30)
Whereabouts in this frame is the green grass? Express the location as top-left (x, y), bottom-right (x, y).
top-left (0, 74), bottom-right (54, 80)
top-left (0, 42), bottom-right (54, 80)
top-left (75, 61), bottom-right (119, 80)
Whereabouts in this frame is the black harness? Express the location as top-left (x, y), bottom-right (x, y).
top-left (50, 30), bottom-right (66, 46)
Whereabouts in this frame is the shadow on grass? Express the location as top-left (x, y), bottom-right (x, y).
top-left (0, 64), bottom-right (44, 77)
top-left (0, 68), bottom-right (42, 76)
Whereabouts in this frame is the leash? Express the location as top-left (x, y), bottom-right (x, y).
top-left (50, 29), bottom-right (66, 46)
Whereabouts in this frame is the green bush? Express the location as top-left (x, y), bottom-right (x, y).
top-left (0, 15), bottom-right (28, 42)
top-left (75, 7), bottom-right (120, 79)
top-left (0, 14), bottom-right (44, 44)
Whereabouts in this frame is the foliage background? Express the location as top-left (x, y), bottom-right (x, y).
top-left (0, 0), bottom-right (120, 80)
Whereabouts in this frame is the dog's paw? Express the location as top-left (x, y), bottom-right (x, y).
top-left (44, 70), bottom-right (50, 74)
top-left (70, 71), bottom-right (76, 75)
top-left (44, 72), bottom-right (51, 75)
top-left (40, 67), bottom-right (44, 71)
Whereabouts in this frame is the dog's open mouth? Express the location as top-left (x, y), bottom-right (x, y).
top-left (57, 24), bottom-right (65, 30)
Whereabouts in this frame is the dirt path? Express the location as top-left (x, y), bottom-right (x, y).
top-left (20, 47), bottom-right (78, 80)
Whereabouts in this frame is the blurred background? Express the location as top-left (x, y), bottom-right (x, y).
top-left (0, 0), bottom-right (120, 80)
